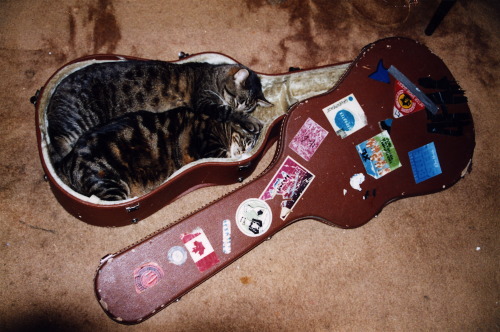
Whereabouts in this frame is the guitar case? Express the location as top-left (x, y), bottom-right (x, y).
top-left (34, 47), bottom-right (350, 227)
top-left (93, 37), bottom-right (475, 324)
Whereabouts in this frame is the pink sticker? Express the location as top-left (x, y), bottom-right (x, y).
top-left (260, 156), bottom-right (315, 220)
top-left (133, 262), bottom-right (164, 294)
top-left (289, 118), bottom-right (328, 161)
top-left (181, 228), bottom-right (220, 273)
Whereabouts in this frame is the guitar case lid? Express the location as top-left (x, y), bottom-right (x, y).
top-left (94, 37), bottom-right (475, 324)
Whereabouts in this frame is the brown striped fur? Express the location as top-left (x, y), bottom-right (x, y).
top-left (47, 60), bottom-right (271, 166)
top-left (58, 108), bottom-right (259, 200)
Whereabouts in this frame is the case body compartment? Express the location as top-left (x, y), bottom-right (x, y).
top-left (35, 53), bottom-right (349, 226)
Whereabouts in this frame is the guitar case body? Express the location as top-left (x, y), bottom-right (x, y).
top-left (34, 48), bottom-right (350, 227)
top-left (93, 37), bottom-right (475, 323)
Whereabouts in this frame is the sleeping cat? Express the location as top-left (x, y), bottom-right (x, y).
top-left (47, 60), bottom-right (271, 166)
top-left (58, 107), bottom-right (260, 201)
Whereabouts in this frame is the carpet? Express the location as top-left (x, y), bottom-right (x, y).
top-left (1, 0), bottom-right (498, 331)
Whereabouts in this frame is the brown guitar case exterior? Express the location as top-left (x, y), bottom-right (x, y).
top-left (34, 49), bottom-right (350, 227)
top-left (93, 37), bottom-right (475, 324)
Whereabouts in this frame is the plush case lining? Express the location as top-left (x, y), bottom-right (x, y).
top-left (38, 53), bottom-right (350, 205)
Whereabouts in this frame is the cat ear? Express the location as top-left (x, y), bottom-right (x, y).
top-left (233, 68), bottom-right (249, 86)
top-left (257, 98), bottom-right (273, 108)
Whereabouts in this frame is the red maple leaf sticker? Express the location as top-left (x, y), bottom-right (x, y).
top-left (192, 241), bottom-right (205, 256)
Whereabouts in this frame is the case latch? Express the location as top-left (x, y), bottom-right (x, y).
top-left (125, 203), bottom-right (140, 213)
top-left (238, 162), bottom-right (252, 172)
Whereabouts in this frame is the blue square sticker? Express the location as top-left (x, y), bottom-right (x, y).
top-left (408, 142), bottom-right (442, 184)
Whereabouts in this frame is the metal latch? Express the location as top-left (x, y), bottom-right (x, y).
top-left (238, 162), bottom-right (252, 172)
top-left (125, 203), bottom-right (140, 213)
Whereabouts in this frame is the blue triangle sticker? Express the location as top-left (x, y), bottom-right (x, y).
top-left (369, 59), bottom-right (390, 84)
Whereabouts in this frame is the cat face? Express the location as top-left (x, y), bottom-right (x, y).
top-left (223, 67), bottom-right (273, 113)
top-left (229, 128), bottom-right (259, 159)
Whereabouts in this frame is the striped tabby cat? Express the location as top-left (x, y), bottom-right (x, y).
top-left (47, 60), bottom-right (271, 165)
top-left (58, 107), bottom-right (259, 201)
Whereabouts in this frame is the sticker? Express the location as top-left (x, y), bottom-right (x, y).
top-left (388, 65), bottom-right (438, 115)
top-left (349, 173), bottom-right (365, 191)
top-left (260, 156), bottom-right (315, 220)
top-left (379, 118), bottom-right (393, 134)
top-left (368, 59), bottom-right (390, 84)
top-left (426, 111), bottom-right (472, 136)
top-left (222, 219), bottom-right (231, 254)
top-left (289, 118), bottom-right (328, 161)
top-left (181, 228), bottom-right (220, 272)
top-left (356, 131), bottom-right (401, 179)
top-left (393, 80), bottom-right (425, 118)
top-left (323, 94), bottom-right (367, 138)
top-left (133, 262), bottom-right (164, 294)
top-left (408, 142), bottom-right (442, 183)
top-left (167, 246), bottom-right (188, 266)
top-left (235, 199), bottom-right (272, 237)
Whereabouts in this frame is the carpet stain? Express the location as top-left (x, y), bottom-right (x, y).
top-left (66, 0), bottom-right (121, 56)
top-left (243, 0), bottom-right (437, 69)
top-left (240, 276), bottom-right (253, 284)
top-left (88, 0), bottom-right (121, 53)
top-left (352, 0), bottom-right (410, 26)
top-left (24, 69), bottom-right (36, 80)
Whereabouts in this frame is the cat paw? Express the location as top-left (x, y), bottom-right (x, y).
top-left (241, 116), bottom-right (263, 134)
top-left (230, 112), bottom-right (263, 134)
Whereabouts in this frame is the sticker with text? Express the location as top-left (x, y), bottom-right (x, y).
top-left (133, 262), bottom-right (164, 294)
top-left (323, 94), bottom-right (367, 138)
top-left (289, 118), bottom-right (328, 161)
top-left (393, 80), bottom-right (425, 118)
top-left (181, 228), bottom-right (220, 273)
top-left (408, 142), bottom-right (442, 183)
top-left (260, 156), bottom-right (315, 220)
top-left (356, 130), bottom-right (401, 179)
top-left (235, 199), bottom-right (272, 237)
top-left (222, 219), bottom-right (231, 254)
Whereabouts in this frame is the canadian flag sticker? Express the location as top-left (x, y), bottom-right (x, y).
top-left (181, 228), bottom-right (220, 273)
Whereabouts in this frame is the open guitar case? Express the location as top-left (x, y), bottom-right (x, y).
top-left (34, 37), bottom-right (475, 323)
top-left (34, 44), bottom-right (350, 227)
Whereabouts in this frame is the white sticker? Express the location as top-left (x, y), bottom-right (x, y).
top-left (235, 198), bottom-right (272, 237)
top-left (222, 219), bottom-right (231, 254)
top-left (349, 173), bottom-right (365, 191)
top-left (167, 246), bottom-right (188, 266)
top-left (323, 94), bottom-right (367, 138)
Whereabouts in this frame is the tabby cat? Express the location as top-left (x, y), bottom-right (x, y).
top-left (47, 60), bottom-right (271, 165)
top-left (58, 107), bottom-right (259, 201)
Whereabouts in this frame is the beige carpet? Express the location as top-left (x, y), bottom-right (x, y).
top-left (1, 0), bottom-right (498, 331)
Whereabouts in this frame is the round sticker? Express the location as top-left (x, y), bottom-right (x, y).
top-left (167, 246), bottom-right (187, 266)
top-left (334, 110), bottom-right (355, 132)
top-left (235, 198), bottom-right (272, 237)
top-left (396, 90), bottom-right (416, 114)
top-left (133, 262), bottom-right (164, 293)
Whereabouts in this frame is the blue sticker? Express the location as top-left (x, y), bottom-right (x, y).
top-left (323, 94), bottom-right (367, 139)
top-left (369, 59), bottom-right (390, 84)
top-left (335, 110), bottom-right (355, 131)
top-left (408, 142), bottom-right (442, 184)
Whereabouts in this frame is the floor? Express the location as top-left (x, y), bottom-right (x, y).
top-left (0, 0), bottom-right (498, 331)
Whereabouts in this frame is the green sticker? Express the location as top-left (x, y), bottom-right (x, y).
top-left (356, 131), bottom-right (401, 179)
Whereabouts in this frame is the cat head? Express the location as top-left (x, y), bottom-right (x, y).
top-left (222, 65), bottom-right (273, 113)
top-left (202, 119), bottom-right (260, 160)
top-left (228, 123), bottom-right (260, 159)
